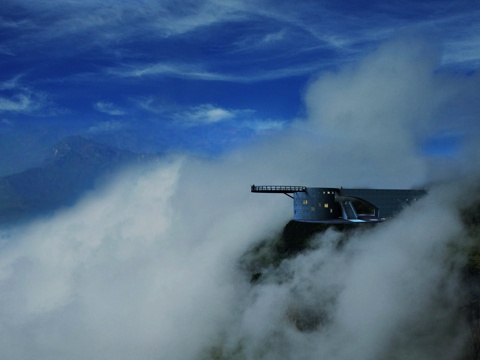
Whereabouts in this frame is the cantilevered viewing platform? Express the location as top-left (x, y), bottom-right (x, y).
top-left (251, 185), bottom-right (426, 224)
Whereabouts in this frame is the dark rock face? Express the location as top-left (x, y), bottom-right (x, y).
top-left (241, 199), bottom-right (480, 358)
top-left (0, 136), bottom-right (155, 224)
top-left (462, 199), bottom-right (480, 359)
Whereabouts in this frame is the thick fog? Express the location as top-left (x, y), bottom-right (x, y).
top-left (0, 38), bottom-right (479, 359)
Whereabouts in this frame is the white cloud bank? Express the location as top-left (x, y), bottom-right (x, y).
top-left (0, 37), bottom-right (479, 359)
top-left (0, 157), bottom-right (288, 360)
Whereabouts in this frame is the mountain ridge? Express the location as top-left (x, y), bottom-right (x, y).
top-left (0, 136), bottom-right (157, 224)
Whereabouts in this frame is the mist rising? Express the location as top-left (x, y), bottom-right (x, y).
top-left (0, 37), bottom-right (479, 359)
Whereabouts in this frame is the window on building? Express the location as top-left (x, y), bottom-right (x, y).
top-left (311, 207), bottom-right (315, 212)
top-left (303, 200), bottom-right (308, 205)
top-left (324, 203), bottom-right (329, 208)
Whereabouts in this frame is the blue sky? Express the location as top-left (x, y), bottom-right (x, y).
top-left (1, 0), bottom-right (480, 175)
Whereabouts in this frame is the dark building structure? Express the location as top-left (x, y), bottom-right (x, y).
top-left (251, 185), bottom-right (427, 223)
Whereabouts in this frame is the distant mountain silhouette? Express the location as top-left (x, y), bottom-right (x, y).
top-left (0, 136), bottom-right (156, 224)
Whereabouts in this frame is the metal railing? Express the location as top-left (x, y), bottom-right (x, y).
top-left (251, 185), bottom-right (307, 193)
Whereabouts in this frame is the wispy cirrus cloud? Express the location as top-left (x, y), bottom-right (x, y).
top-left (0, 46), bottom-right (14, 56)
top-left (147, 102), bottom-right (249, 127)
top-left (109, 59), bottom-right (331, 83)
top-left (0, 92), bottom-right (45, 114)
top-left (18, 0), bottom-right (359, 84)
top-left (110, 62), bottom-right (236, 81)
top-left (137, 97), bottom-right (285, 132)
top-left (1, 0), bottom-right (246, 52)
top-left (0, 75), bottom-right (25, 90)
top-left (3, 0), bottom-right (479, 87)
top-left (94, 101), bottom-right (126, 116)
top-left (184, 106), bottom-right (287, 133)
top-left (0, 76), bottom-right (61, 116)
top-left (241, 119), bottom-right (286, 133)
top-left (137, 97), bottom-right (239, 122)
top-left (177, 104), bottom-right (238, 126)
top-left (442, 26), bottom-right (480, 67)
